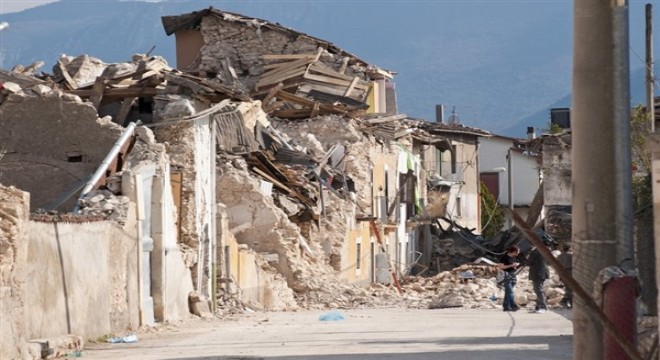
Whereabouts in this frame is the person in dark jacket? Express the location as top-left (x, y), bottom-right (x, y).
top-left (498, 246), bottom-right (521, 312)
top-left (557, 244), bottom-right (573, 308)
top-left (527, 243), bottom-right (550, 313)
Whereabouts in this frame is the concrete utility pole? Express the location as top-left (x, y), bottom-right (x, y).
top-left (573, 1), bottom-right (636, 359)
top-left (647, 4), bottom-right (655, 131)
top-left (506, 148), bottom-right (513, 228)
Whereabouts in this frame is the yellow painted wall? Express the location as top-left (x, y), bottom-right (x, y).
top-left (220, 216), bottom-right (295, 310)
top-left (342, 222), bottom-right (373, 285)
top-left (366, 82), bottom-right (382, 113)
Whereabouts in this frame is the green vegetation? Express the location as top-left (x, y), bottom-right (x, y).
top-left (541, 122), bottom-right (563, 135)
top-left (480, 181), bottom-right (505, 238)
top-left (630, 104), bottom-right (653, 215)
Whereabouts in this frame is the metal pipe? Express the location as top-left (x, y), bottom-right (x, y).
top-left (74, 121), bottom-right (138, 212)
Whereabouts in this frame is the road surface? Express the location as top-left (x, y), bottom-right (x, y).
top-left (82, 307), bottom-right (573, 359)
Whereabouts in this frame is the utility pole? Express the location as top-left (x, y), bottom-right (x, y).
top-left (647, 4), bottom-right (655, 131)
top-left (642, 2), bottom-right (659, 318)
top-left (506, 148), bottom-right (513, 228)
top-left (573, 1), bottom-right (636, 359)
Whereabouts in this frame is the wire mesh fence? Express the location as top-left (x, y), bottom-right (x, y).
top-left (509, 208), bottom-right (658, 360)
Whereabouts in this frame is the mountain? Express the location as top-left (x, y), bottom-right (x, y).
top-left (502, 66), bottom-right (656, 136)
top-left (0, 0), bottom-right (656, 137)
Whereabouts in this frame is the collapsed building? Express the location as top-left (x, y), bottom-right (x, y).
top-left (0, 7), bottom-right (539, 359)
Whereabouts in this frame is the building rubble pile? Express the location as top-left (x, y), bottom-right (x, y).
top-left (2, 50), bottom-right (568, 314)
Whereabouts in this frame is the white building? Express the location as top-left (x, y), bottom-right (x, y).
top-left (478, 134), bottom-right (541, 226)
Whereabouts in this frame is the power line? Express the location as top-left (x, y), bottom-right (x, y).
top-left (630, 45), bottom-right (659, 89)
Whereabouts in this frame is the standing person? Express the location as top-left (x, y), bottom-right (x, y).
top-left (527, 242), bottom-right (550, 313)
top-left (498, 246), bottom-right (521, 312)
top-left (557, 244), bottom-right (573, 308)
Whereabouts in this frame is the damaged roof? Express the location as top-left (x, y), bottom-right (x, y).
top-left (403, 118), bottom-right (492, 138)
top-left (161, 7), bottom-right (395, 77)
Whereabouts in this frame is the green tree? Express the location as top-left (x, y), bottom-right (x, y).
top-left (630, 103), bottom-right (656, 315)
top-left (630, 104), bottom-right (652, 173)
top-left (541, 122), bottom-right (563, 135)
top-left (480, 181), bottom-right (505, 238)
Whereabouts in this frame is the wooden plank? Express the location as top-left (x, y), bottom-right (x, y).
top-left (261, 83), bottom-right (284, 110)
top-left (264, 101), bottom-right (286, 113)
top-left (304, 73), bottom-right (367, 89)
top-left (250, 151), bottom-right (290, 183)
top-left (177, 72), bottom-right (250, 100)
top-left (57, 60), bottom-right (77, 89)
top-left (261, 54), bottom-right (319, 60)
top-left (164, 73), bottom-right (215, 94)
top-left (67, 86), bottom-right (174, 98)
top-left (343, 76), bottom-right (360, 97)
top-left (256, 65), bottom-right (308, 89)
top-left (274, 90), bottom-right (346, 114)
top-left (272, 109), bottom-right (316, 119)
top-left (260, 57), bottom-right (313, 79)
top-left (133, 69), bottom-right (161, 81)
top-left (308, 62), bottom-right (356, 81)
top-left (309, 62), bottom-right (369, 90)
top-left (310, 102), bottom-right (320, 117)
top-left (251, 166), bottom-right (311, 206)
top-left (250, 82), bottom-right (303, 97)
top-left (509, 209), bottom-right (644, 360)
top-left (89, 76), bottom-right (106, 110)
top-left (298, 83), bottom-right (366, 100)
top-left (365, 114), bottom-right (408, 124)
top-left (115, 97), bottom-right (137, 126)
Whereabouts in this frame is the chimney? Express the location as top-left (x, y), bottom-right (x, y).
top-left (435, 104), bottom-right (445, 123)
top-left (527, 126), bottom-right (536, 140)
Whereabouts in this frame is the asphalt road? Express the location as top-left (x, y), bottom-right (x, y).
top-left (82, 307), bottom-right (573, 360)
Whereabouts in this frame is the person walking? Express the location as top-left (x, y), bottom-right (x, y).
top-left (557, 244), bottom-right (573, 308)
top-left (498, 246), bottom-right (521, 312)
top-left (527, 242), bottom-right (550, 313)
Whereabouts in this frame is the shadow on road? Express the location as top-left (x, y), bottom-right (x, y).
top-left (158, 334), bottom-right (573, 360)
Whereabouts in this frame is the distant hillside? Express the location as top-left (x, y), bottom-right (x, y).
top-left (0, 0), bottom-right (654, 136)
top-left (502, 66), bottom-right (654, 136)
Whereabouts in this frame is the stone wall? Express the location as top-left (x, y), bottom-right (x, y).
top-left (0, 88), bottom-right (124, 211)
top-left (0, 185), bottom-right (31, 360)
top-left (198, 16), bottom-right (368, 92)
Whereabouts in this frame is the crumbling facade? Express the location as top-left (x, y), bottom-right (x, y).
top-left (530, 131), bottom-right (572, 243)
top-left (0, 7), bottom-right (497, 358)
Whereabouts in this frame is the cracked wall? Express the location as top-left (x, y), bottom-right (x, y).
top-left (0, 88), bottom-right (124, 211)
top-left (25, 210), bottom-right (140, 340)
top-left (272, 116), bottom-right (401, 282)
top-left (0, 185), bottom-right (30, 360)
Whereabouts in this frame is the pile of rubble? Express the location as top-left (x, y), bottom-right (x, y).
top-left (212, 262), bottom-right (569, 315)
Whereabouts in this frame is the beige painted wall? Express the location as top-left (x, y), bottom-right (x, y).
top-left (24, 209), bottom-right (140, 340)
top-left (341, 222), bottom-right (374, 285)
